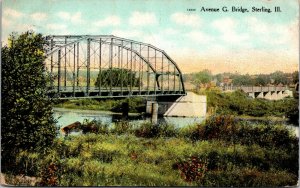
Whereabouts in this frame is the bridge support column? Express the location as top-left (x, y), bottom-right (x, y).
top-left (146, 92), bottom-right (206, 118)
top-left (256, 92), bottom-right (264, 99)
top-left (264, 92), bottom-right (272, 100)
top-left (151, 102), bottom-right (158, 125)
top-left (277, 91), bottom-right (283, 99)
top-left (248, 92), bottom-right (255, 98)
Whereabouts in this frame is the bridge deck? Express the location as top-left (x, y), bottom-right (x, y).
top-left (223, 86), bottom-right (288, 93)
top-left (47, 86), bottom-right (185, 98)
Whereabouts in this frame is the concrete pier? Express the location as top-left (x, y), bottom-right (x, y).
top-left (146, 92), bottom-right (207, 118)
top-left (248, 90), bottom-right (293, 100)
top-left (151, 102), bottom-right (158, 124)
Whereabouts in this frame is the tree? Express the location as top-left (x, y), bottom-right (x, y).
top-left (191, 69), bottom-right (212, 89)
top-left (95, 68), bottom-right (140, 88)
top-left (270, 71), bottom-right (289, 85)
top-left (232, 74), bottom-right (254, 86)
top-left (1, 32), bottom-right (57, 172)
top-left (254, 74), bottom-right (270, 86)
top-left (291, 71), bottom-right (299, 84)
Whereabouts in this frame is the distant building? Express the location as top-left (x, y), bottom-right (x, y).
top-left (223, 76), bottom-right (233, 86)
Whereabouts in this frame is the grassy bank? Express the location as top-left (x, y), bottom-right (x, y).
top-left (5, 115), bottom-right (298, 186)
top-left (54, 97), bottom-right (145, 113)
top-left (203, 89), bottom-right (298, 124)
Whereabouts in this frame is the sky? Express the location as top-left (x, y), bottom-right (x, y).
top-left (2, 0), bottom-right (299, 74)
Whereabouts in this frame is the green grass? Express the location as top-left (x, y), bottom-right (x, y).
top-left (204, 89), bottom-right (298, 124)
top-left (6, 115), bottom-right (298, 186)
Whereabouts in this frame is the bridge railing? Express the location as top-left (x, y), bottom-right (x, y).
top-left (223, 85), bottom-right (289, 93)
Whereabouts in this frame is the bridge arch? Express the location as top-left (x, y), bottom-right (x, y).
top-left (44, 35), bottom-right (185, 98)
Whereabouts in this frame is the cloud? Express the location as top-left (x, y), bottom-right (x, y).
top-left (143, 34), bottom-right (175, 50)
top-left (46, 23), bottom-right (70, 34)
top-left (212, 17), bottom-right (236, 34)
top-left (10, 24), bottom-right (38, 34)
top-left (129, 11), bottom-right (157, 26)
top-left (2, 17), bottom-right (11, 27)
top-left (186, 31), bottom-right (213, 44)
top-left (246, 17), bottom-right (298, 48)
top-left (3, 8), bottom-right (23, 18)
top-left (162, 28), bottom-right (179, 35)
top-left (30, 12), bottom-right (47, 22)
top-left (246, 17), bottom-right (269, 34)
top-left (111, 29), bottom-right (141, 38)
top-left (94, 16), bottom-right (121, 27)
top-left (171, 12), bottom-right (201, 27)
top-left (212, 17), bottom-right (249, 44)
top-left (57, 11), bottom-right (84, 24)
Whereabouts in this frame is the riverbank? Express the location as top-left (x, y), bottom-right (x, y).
top-left (53, 90), bottom-right (298, 125)
top-left (5, 115), bottom-right (298, 186)
top-left (53, 97), bottom-right (145, 113)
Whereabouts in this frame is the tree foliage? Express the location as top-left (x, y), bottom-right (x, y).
top-left (231, 74), bottom-right (254, 86)
top-left (95, 68), bottom-right (140, 88)
top-left (191, 69), bottom-right (212, 87)
top-left (186, 71), bottom-right (298, 87)
top-left (1, 31), bottom-right (57, 172)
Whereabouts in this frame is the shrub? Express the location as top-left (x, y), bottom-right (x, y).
top-left (174, 156), bottom-right (207, 182)
top-left (134, 122), bottom-right (178, 138)
top-left (81, 119), bottom-right (109, 134)
top-left (112, 121), bottom-right (133, 135)
top-left (134, 122), bottom-right (160, 138)
top-left (1, 31), bottom-right (57, 173)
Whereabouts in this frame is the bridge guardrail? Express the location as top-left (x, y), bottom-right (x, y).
top-left (223, 86), bottom-right (289, 93)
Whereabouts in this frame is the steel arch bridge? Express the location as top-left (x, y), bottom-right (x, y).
top-left (44, 35), bottom-right (186, 98)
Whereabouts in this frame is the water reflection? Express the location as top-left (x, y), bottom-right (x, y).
top-left (53, 108), bottom-right (205, 129)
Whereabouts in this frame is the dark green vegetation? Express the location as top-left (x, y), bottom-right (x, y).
top-left (184, 69), bottom-right (299, 86)
top-left (6, 115), bottom-right (298, 186)
top-left (95, 68), bottom-right (140, 87)
top-left (205, 89), bottom-right (298, 124)
top-left (54, 97), bottom-right (145, 113)
top-left (1, 32), bottom-right (57, 173)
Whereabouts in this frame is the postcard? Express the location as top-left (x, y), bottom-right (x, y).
top-left (1, 0), bottom-right (299, 186)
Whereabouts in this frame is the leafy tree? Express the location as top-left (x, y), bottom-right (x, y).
top-left (291, 71), bottom-right (299, 84)
top-left (255, 74), bottom-right (270, 86)
top-left (191, 69), bottom-right (212, 90)
top-left (1, 31), bottom-right (57, 172)
top-left (95, 68), bottom-right (140, 88)
top-left (270, 71), bottom-right (289, 85)
top-left (231, 74), bottom-right (254, 86)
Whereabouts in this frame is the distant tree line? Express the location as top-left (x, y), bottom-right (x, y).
top-left (95, 68), bottom-right (140, 88)
top-left (184, 70), bottom-right (298, 87)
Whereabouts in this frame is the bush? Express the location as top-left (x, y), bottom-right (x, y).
top-left (1, 31), bottom-right (57, 173)
top-left (134, 122), bottom-right (178, 138)
top-left (173, 156), bottom-right (207, 182)
top-left (81, 119), bottom-right (109, 134)
top-left (112, 121), bottom-right (133, 135)
top-left (188, 115), bottom-right (298, 150)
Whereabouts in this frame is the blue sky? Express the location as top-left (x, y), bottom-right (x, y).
top-left (2, 0), bottom-right (299, 74)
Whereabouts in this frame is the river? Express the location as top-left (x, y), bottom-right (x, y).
top-left (53, 107), bottom-right (205, 128)
top-left (53, 108), bottom-right (299, 137)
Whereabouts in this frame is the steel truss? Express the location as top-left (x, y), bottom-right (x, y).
top-left (44, 35), bottom-right (186, 98)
